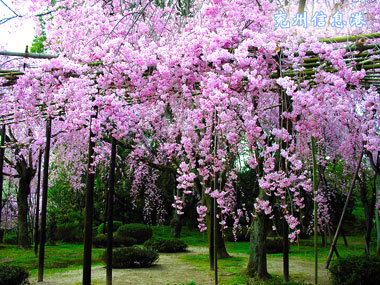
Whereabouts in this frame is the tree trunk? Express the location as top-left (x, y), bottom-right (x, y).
top-left (341, 229), bottom-right (348, 247)
top-left (205, 199), bottom-right (230, 260)
top-left (170, 212), bottom-right (183, 239)
top-left (247, 207), bottom-right (270, 280)
top-left (17, 171), bottom-right (34, 249)
top-left (298, 0), bottom-right (307, 14)
top-left (365, 186), bottom-right (376, 255)
top-left (360, 170), bottom-right (375, 255)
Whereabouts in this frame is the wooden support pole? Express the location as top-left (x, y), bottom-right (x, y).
top-left (38, 118), bottom-right (52, 282)
top-left (34, 150), bottom-right (42, 257)
top-left (83, 110), bottom-right (97, 285)
top-left (209, 195), bottom-right (215, 271)
top-left (214, 195), bottom-right (218, 285)
top-left (213, 119), bottom-right (218, 284)
top-left (311, 136), bottom-right (318, 285)
top-left (325, 151), bottom-right (364, 269)
top-left (0, 125), bottom-right (5, 234)
top-left (106, 137), bottom-right (117, 285)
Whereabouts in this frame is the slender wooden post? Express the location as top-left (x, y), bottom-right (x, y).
top-left (214, 195), bottom-right (218, 285)
top-left (0, 125), bottom-right (5, 235)
top-left (106, 137), bottom-right (117, 285)
top-left (325, 151), bottom-right (364, 269)
top-left (83, 111), bottom-right (97, 285)
top-left (213, 118), bottom-right (218, 284)
top-left (34, 150), bottom-right (42, 257)
top-left (311, 136), bottom-right (318, 285)
top-left (38, 118), bottom-right (51, 282)
top-left (282, 217), bottom-right (289, 282)
top-left (209, 195), bottom-right (215, 271)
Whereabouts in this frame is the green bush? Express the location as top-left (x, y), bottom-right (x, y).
top-left (97, 221), bottom-right (123, 235)
top-left (329, 255), bottom-right (380, 285)
top-left (56, 223), bottom-right (83, 242)
top-left (266, 238), bottom-right (283, 254)
top-left (103, 247), bottom-right (159, 268)
top-left (144, 238), bottom-right (188, 253)
top-left (93, 234), bottom-right (114, 248)
top-left (3, 234), bottom-right (18, 245)
top-left (116, 224), bottom-right (152, 244)
top-left (93, 234), bottom-right (136, 248)
top-left (0, 264), bottom-right (29, 285)
top-left (117, 236), bottom-right (137, 247)
top-left (224, 226), bottom-right (250, 242)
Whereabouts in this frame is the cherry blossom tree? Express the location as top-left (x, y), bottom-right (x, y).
top-left (1, 0), bottom-right (380, 283)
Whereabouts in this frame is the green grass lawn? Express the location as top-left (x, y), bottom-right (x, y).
top-left (0, 243), bottom-right (104, 278)
top-left (0, 225), bottom-right (375, 284)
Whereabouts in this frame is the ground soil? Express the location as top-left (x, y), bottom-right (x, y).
top-left (29, 247), bottom-right (331, 284)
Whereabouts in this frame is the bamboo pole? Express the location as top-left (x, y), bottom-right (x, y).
top-left (311, 136), bottom-right (318, 285)
top-left (0, 51), bottom-right (58, 59)
top-left (38, 118), bottom-right (52, 282)
top-left (0, 70), bottom-right (20, 73)
top-left (325, 151), bottom-right (364, 269)
top-left (319, 33), bottom-right (380, 44)
top-left (106, 137), bottom-right (117, 285)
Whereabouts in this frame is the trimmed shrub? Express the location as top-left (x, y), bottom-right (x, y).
top-left (116, 224), bottom-right (152, 244)
top-left (103, 247), bottom-right (159, 268)
top-left (97, 221), bottom-right (123, 235)
top-left (56, 223), bottom-right (83, 242)
top-left (266, 238), bottom-right (283, 254)
top-left (93, 234), bottom-right (112, 248)
top-left (0, 264), bottom-right (29, 285)
top-left (117, 236), bottom-right (137, 247)
top-left (224, 227), bottom-right (250, 242)
top-left (329, 255), bottom-right (380, 285)
top-left (93, 234), bottom-right (136, 248)
top-left (144, 238), bottom-right (188, 253)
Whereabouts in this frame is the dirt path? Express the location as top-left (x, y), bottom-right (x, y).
top-left (29, 247), bottom-right (331, 284)
top-left (29, 247), bottom-right (213, 285)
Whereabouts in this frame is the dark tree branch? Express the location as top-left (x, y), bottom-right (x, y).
top-left (367, 151), bottom-right (380, 175)
top-left (0, 0), bottom-right (19, 17)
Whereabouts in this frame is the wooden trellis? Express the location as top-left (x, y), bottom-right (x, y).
top-left (0, 31), bottom-right (379, 284)
top-left (1, 32), bottom-right (380, 90)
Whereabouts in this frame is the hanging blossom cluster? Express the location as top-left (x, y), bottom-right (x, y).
top-left (196, 205), bottom-right (207, 232)
top-left (130, 162), bottom-right (167, 224)
top-left (256, 144), bottom-right (312, 242)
